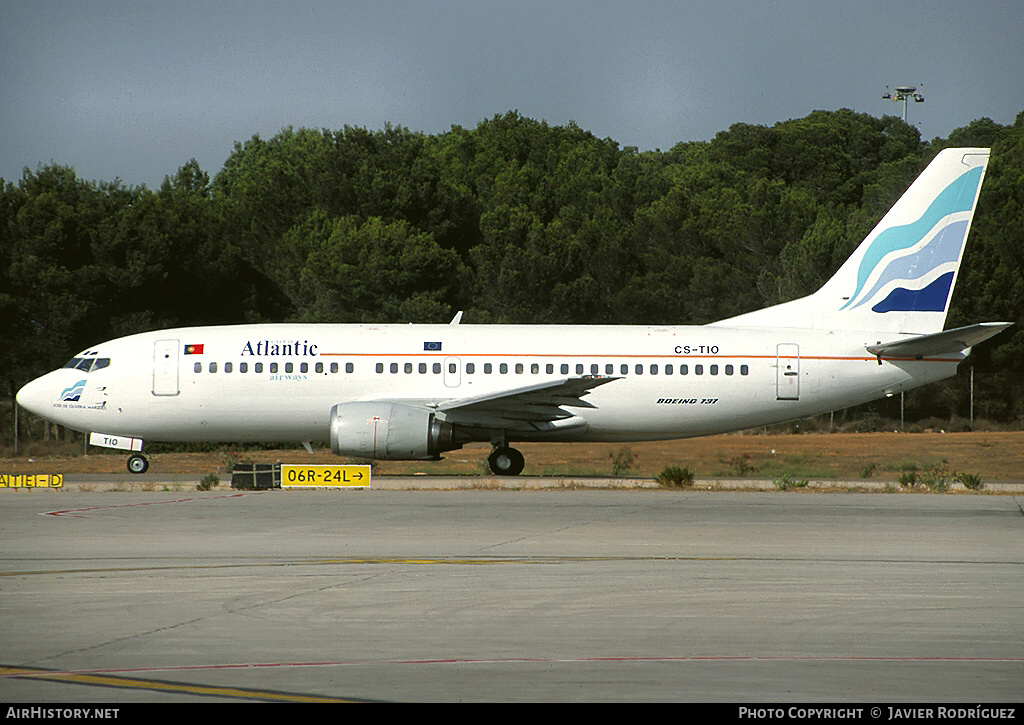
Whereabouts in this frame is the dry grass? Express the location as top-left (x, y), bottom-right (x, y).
top-left (2, 431), bottom-right (1022, 482)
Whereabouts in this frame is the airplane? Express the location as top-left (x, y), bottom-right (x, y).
top-left (15, 147), bottom-right (1012, 476)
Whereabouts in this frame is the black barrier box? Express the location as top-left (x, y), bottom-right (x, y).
top-left (230, 463), bottom-right (281, 489)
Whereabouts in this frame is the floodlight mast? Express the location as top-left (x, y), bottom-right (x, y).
top-left (881, 84), bottom-right (925, 124)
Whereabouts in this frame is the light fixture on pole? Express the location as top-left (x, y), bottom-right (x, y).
top-left (882, 84), bottom-right (925, 124)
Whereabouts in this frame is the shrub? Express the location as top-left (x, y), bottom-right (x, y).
top-left (729, 454), bottom-right (756, 476)
top-left (609, 446), bottom-right (638, 476)
top-left (773, 474), bottom-right (808, 490)
top-left (919, 462), bottom-right (951, 492)
top-left (898, 471), bottom-right (918, 487)
top-left (954, 471), bottom-right (984, 491)
top-left (198, 473), bottom-right (219, 491)
top-left (656, 466), bottom-right (695, 488)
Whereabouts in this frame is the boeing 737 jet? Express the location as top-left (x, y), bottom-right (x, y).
top-left (16, 148), bottom-right (1011, 475)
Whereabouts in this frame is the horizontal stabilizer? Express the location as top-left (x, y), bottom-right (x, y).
top-left (866, 322), bottom-right (1012, 359)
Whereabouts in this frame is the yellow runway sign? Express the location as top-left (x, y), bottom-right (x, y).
top-left (280, 464), bottom-right (371, 488)
top-left (1, 474), bottom-right (63, 489)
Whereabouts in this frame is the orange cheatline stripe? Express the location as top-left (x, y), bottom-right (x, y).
top-left (319, 352), bottom-right (961, 362)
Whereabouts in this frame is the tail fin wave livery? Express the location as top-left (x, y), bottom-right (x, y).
top-left (715, 148), bottom-right (991, 335)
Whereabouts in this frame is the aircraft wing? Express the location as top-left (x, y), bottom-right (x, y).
top-left (433, 376), bottom-right (618, 425)
top-left (866, 322), bottom-right (1013, 359)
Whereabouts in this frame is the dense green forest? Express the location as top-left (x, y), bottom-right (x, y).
top-left (3, 109), bottom-right (1023, 443)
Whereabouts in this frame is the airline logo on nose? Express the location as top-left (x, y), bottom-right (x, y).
top-left (60, 380), bottom-right (86, 402)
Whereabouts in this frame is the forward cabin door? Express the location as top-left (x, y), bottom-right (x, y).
top-left (153, 340), bottom-right (180, 396)
top-left (776, 343), bottom-right (800, 400)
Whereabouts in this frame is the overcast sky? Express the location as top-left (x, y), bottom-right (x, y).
top-left (2, 0), bottom-right (1021, 188)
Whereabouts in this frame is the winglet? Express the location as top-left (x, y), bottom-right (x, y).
top-left (449, 311), bottom-right (464, 325)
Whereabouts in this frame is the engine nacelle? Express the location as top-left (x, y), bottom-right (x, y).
top-left (330, 402), bottom-right (459, 460)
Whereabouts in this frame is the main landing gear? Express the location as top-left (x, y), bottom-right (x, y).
top-left (487, 446), bottom-right (524, 476)
top-left (127, 453), bottom-right (150, 474)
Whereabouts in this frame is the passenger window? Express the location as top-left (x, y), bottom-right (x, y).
top-left (665, 364), bottom-right (673, 375)
top-left (405, 363), bottom-right (413, 374)
top-left (741, 365), bottom-right (749, 376)
top-left (499, 363), bottom-right (508, 374)
top-left (695, 365), bottom-right (703, 375)
top-left (285, 362), bottom-right (293, 373)
top-left (376, 363), bottom-right (384, 374)
top-left (605, 364), bottom-right (614, 375)
top-left (345, 363), bottom-right (353, 373)
top-left (710, 364), bottom-right (718, 375)
top-left (225, 362), bottom-right (233, 373)
top-left (300, 363), bottom-right (308, 373)
top-left (255, 363), bottom-right (263, 373)
top-left (270, 363), bottom-right (278, 373)
top-left (546, 364), bottom-right (554, 374)
top-left (635, 364), bottom-right (643, 375)
top-left (194, 362), bottom-right (202, 373)
top-left (315, 362), bottom-right (323, 373)
top-left (621, 364), bottom-right (628, 375)
top-left (240, 362), bottom-right (248, 373)
top-left (560, 364), bottom-right (569, 375)
top-left (466, 363), bottom-right (475, 374)
top-left (531, 363), bottom-right (539, 374)
top-left (650, 364), bottom-right (658, 375)
top-left (680, 364), bottom-right (688, 375)
top-left (725, 364), bottom-right (734, 375)
top-left (484, 363), bottom-right (492, 374)
top-left (209, 362), bottom-right (218, 373)
top-left (433, 362), bottom-right (442, 374)
top-left (419, 362), bottom-right (427, 374)
top-left (515, 363), bottom-right (523, 374)
top-left (449, 363), bottom-right (457, 374)
top-left (390, 363), bottom-right (398, 374)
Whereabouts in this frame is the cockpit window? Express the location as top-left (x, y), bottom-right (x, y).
top-left (63, 357), bottom-right (111, 372)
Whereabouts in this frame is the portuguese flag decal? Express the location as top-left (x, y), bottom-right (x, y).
top-left (184, 344), bottom-right (205, 355)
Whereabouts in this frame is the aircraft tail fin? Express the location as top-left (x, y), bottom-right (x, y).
top-left (714, 148), bottom-right (990, 335)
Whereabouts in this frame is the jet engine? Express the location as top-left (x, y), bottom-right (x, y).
top-left (329, 402), bottom-right (459, 460)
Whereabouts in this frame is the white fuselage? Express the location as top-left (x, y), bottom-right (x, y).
top-left (18, 323), bottom-right (962, 446)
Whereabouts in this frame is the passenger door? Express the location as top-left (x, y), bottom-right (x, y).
top-left (153, 340), bottom-right (180, 396)
top-left (776, 343), bottom-right (800, 400)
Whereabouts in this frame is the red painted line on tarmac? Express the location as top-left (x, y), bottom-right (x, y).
top-left (42, 493), bottom-right (248, 518)
top-left (5, 653), bottom-right (1021, 679)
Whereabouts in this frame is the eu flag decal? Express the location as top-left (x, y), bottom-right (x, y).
top-left (423, 341), bottom-right (442, 351)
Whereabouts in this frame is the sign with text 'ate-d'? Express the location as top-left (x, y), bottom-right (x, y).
top-left (280, 464), bottom-right (371, 488)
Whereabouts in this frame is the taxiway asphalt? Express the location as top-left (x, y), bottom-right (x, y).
top-left (2, 489), bottom-right (1022, 702)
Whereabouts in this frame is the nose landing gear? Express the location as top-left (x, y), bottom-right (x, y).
top-left (127, 453), bottom-right (150, 474)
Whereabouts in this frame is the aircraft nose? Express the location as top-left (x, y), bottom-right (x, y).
top-left (16, 375), bottom-right (53, 418)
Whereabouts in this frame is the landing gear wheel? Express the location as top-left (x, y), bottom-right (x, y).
top-left (127, 454), bottom-right (149, 475)
top-left (488, 446), bottom-right (525, 476)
